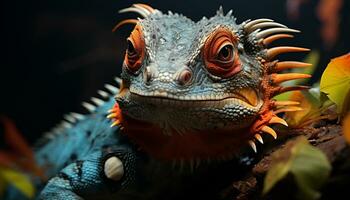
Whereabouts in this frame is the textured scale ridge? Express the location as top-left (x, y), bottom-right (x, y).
top-left (9, 4), bottom-right (311, 200)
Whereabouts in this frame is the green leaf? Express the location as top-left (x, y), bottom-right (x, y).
top-left (0, 167), bottom-right (35, 198)
top-left (320, 53), bottom-right (350, 118)
top-left (263, 137), bottom-right (331, 200)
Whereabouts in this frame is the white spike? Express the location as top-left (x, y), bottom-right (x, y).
top-left (114, 77), bottom-right (122, 86)
top-left (104, 84), bottom-right (119, 94)
top-left (217, 6), bottom-right (224, 15)
top-left (64, 114), bottom-right (76, 123)
top-left (61, 121), bottom-right (72, 129)
top-left (70, 112), bottom-right (85, 120)
top-left (247, 22), bottom-right (287, 33)
top-left (45, 134), bottom-right (55, 140)
top-left (255, 134), bottom-right (264, 144)
top-left (119, 7), bottom-right (149, 18)
top-left (244, 18), bottom-right (274, 29)
top-left (98, 90), bottom-right (109, 98)
top-left (82, 102), bottom-right (96, 112)
top-left (256, 28), bottom-right (300, 39)
top-left (91, 97), bottom-right (104, 106)
top-left (226, 9), bottom-right (233, 17)
top-left (133, 4), bottom-right (152, 15)
top-left (248, 140), bottom-right (257, 153)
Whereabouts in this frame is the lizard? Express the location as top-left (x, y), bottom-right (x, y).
top-left (7, 3), bottom-right (311, 200)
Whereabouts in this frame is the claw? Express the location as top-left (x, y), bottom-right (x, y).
top-left (107, 113), bottom-right (117, 119)
top-left (267, 47), bottom-right (310, 59)
top-left (261, 126), bottom-right (277, 139)
top-left (269, 116), bottom-right (288, 127)
top-left (248, 140), bottom-right (257, 153)
top-left (254, 134), bottom-right (264, 144)
top-left (110, 120), bottom-right (121, 127)
top-left (272, 73), bottom-right (311, 84)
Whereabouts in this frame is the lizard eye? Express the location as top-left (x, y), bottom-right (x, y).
top-left (203, 28), bottom-right (241, 78)
top-left (125, 24), bottom-right (145, 73)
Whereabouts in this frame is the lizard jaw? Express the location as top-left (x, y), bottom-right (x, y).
top-left (115, 87), bottom-right (263, 131)
top-left (127, 87), bottom-right (261, 108)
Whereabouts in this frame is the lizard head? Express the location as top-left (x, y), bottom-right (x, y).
top-left (110, 4), bottom-right (311, 162)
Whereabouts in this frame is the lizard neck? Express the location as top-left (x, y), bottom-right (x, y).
top-left (114, 104), bottom-right (253, 161)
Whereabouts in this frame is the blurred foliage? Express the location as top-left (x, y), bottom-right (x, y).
top-left (320, 53), bottom-right (350, 119)
top-left (263, 137), bottom-right (331, 200)
top-left (0, 167), bottom-right (35, 199)
top-left (0, 117), bottom-right (44, 199)
top-left (284, 89), bottom-right (335, 128)
top-left (0, 117), bottom-right (45, 178)
top-left (343, 113), bottom-right (350, 144)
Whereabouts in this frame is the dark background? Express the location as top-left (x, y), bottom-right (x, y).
top-left (1, 0), bottom-right (349, 144)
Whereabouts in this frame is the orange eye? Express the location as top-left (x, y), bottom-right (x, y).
top-left (203, 28), bottom-right (241, 78)
top-left (125, 24), bottom-right (145, 73)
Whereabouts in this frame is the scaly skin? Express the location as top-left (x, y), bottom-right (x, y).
top-left (5, 4), bottom-right (310, 200)
top-left (111, 4), bottom-right (310, 162)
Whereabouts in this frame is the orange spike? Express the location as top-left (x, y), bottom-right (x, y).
top-left (254, 134), bottom-right (264, 144)
top-left (271, 73), bottom-right (311, 84)
top-left (273, 85), bottom-right (310, 96)
top-left (111, 120), bottom-right (121, 127)
top-left (274, 106), bottom-right (303, 115)
top-left (107, 113), bottom-right (117, 119)
top-left (274, 61), bottom-right (312, 72)
top-left (261, 126), bottom-right (277, 139)
top-left (267, 47), bottom-right (310, 59)
top-left (248, 140), bottom-right (257, 153)
top-left (263, 34), bottom-right (294, 46)
top-left (274, 101), bottom-right (300, 106)
top-left (112, 19), bottom-right (139, 32)
top-left (134, 3), bottom-right (156, 12)
top-left (108, 108), bottom-right (117, 113)
top-left (269, 116), bottom-right (288, 126)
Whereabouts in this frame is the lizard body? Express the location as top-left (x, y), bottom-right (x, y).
top-left (6, 4), bottom-right (311, 200)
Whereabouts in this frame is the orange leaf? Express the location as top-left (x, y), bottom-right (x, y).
top-left (0, 116), bottom-right (33, 159)
top-left (284, 90), bottom-right (320, 128)
top-left (0, 116), bottom-right (46, 180)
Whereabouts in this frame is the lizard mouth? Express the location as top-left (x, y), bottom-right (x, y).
top-left (126, 87), bottom-right (262, 109)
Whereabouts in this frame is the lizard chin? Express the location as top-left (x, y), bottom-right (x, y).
top-left (109, 102), bottom-right (255, 162)
top-left (110, 87), bottom-right (264, 162)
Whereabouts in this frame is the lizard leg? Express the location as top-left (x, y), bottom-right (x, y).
top-left (37, 146), bottom-right (137, 200)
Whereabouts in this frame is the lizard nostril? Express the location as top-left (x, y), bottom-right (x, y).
top-left (144, 66), bottom-right (152, 84)
top-left (178, 69), bottom-right (192, 86)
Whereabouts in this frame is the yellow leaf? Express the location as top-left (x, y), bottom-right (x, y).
top-left (284, 90), bottom-right (322, 128)
top-left (0, 167), bottom-right (35, 198)
top-left (343, 113), bottom-right (350, 144)
top-left (0, 175), bottom-right (7, 197)
top-left (320, 53), bottom-right (350, 118)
